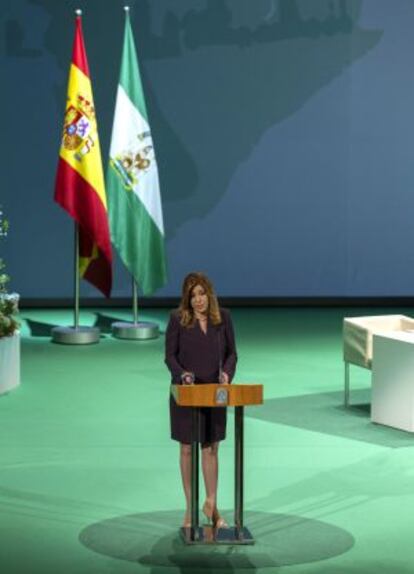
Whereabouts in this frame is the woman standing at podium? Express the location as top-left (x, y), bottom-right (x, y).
top-left (165, 272), bottom-right (238, 529)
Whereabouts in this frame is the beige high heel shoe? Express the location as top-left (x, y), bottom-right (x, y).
top-left (202, 501), bottom-right (229, 529)
top-left (212, 507), bottom-right (228, 529)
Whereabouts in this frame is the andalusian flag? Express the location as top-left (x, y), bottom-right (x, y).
top-left (106, 9), bottom-right (167, 295)
top-left (55, 12), bottom-right (112, 297)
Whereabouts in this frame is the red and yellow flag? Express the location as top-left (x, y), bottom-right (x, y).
top-left (54, 14), bottom-right (112, 297)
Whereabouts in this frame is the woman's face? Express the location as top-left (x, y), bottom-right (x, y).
top-left (190, 284), bottom-right (209, 315)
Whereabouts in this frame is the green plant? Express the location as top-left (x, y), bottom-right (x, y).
top-left (0, 294), bottom-right (19, 337)
top-left (0, 207), bottom-right (19, 338)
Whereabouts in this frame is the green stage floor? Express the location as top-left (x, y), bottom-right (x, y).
top-left (1, 307), bottom-right (413, 573)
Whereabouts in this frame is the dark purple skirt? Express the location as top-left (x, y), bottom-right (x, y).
top-left (169, 394), bottom-right (227, 444)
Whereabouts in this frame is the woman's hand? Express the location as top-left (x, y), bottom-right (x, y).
top-left (181, 371), bottom-right (195, 385)
top-left (219, 371), bottom-right (230, 385)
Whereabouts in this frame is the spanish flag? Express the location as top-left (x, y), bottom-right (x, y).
top-left (54, 13), bottom-right (112, 297)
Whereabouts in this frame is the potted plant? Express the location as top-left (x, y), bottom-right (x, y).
top-left (0, 207), bottom-right (20, 395)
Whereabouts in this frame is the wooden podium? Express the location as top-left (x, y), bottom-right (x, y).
top-left (171, 383), bottom-right (263, 545)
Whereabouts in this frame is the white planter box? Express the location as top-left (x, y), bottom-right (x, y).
top-left (0, 331), bottom-right (20, 395)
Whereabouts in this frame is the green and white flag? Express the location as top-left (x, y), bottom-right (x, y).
top-left (107, 9), bottom-right (167, 295)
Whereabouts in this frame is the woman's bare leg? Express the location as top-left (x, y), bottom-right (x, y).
top-left (180, 443), bottom-right (192, 522)
top-left (201, 442), bottom-right (219, 509)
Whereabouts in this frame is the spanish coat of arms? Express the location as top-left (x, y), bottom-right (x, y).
top-left (62, 94), bottom-right (96, 162)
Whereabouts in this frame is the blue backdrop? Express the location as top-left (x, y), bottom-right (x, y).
top-left (2, 0), bottom-right (413, 298)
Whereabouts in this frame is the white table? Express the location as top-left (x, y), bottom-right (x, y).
top-left (372, 331), bottom-right (414, 432)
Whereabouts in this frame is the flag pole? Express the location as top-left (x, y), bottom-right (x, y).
top-left (52, 218), bottom-right (100, 344)
top-left (113, 275), bottom-right (158, 339)
top-left (132, 278), bottom-right (138, 325)
top-left (73, 8), bottom-right (81, 330)
top-left (74, 223), bottom-right (80, 329)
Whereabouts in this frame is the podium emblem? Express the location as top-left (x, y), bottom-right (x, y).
top-left (215, 387), bottom-right (228, 405)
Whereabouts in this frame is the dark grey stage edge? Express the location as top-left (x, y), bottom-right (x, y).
top-left (20, 296), bottom-right (414, 309)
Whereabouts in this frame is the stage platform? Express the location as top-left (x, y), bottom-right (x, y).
top-left (1, 306), bottom-right (413, 573)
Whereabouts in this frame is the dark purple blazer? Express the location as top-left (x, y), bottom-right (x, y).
top-left (165, 308), bottom-right (237, 384)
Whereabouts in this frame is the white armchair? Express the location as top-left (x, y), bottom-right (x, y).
top-left (343, 315), bottom-right (414, 406)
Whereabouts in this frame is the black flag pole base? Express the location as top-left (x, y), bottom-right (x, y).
top-left (51, 326), bottom-right (100, 345)
top-left (111, 321), bottom-right (159, 340)
top-left (180, 525), bottom-right (254, 545)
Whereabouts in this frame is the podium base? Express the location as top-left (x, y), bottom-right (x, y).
top-left (112, 321), bottom-right (159, 340)
top-left (180, 525), bottom-right (254, 545)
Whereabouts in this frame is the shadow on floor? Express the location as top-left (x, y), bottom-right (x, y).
top-left (22, 314), bottom-right (128, 338)
top-left (246, 390), bottom-right (414, 447)
top-left (23, 318), bottom-right (57, 337)
top-left (93, 313), bottom-right (125, 335)
top-left (79, 510), bottom-right (354, 571)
